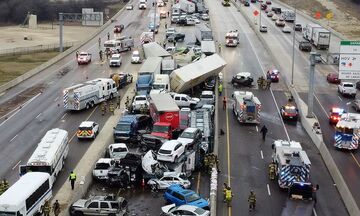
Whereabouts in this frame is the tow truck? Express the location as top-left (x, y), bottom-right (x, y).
top-left (329, 107), bottom-right (345, 125)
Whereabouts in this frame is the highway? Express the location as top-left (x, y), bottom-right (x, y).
top-left (206, 0), bottom-right (348, 215)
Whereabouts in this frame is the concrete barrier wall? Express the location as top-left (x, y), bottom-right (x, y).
top-left (233, 1), bottom-right (360, 215)
top-left (0, 4), bottom-right (128, 94)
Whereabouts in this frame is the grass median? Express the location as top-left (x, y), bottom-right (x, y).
top-left (0, 51), bottom-right (59, 86)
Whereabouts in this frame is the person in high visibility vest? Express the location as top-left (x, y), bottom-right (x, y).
top-left (225, 186), bottom-right (233, 207)
top-left (109, 102), bottom-right (115, 115)
top-left (269, 162), bottom-right (276, 180)
top-left (218, 83), bottom-right (223, 96)
top-left (101, 102), bottom-right (107, 116)
top-left (248, 190), bottom-right (256, 211)
top-left (69, 171), bottom-right (76, 190)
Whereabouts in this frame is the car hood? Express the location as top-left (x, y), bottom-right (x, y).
top-left (142, 150), bottom-right (158, 174)
top-left (72, 199), bottom-right (87, 208)
top-left (161, 204), bottom-right (176, 213)
top-left (177, 138), bottom-right (193, 145)
top-left (189, 198), bottom-right (209, 208)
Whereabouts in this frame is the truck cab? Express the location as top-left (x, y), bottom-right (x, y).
top-left (113, 115), bottom-right (152, 143)
top-left (136, 73), bottom-right (153, 94)
top-left (150, 74), bottom-right (170, 94)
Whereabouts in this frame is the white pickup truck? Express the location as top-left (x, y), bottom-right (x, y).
top-left (172, 94), bottom-right (200, 108)
top-left (338, 82), bottom-right (356, 98)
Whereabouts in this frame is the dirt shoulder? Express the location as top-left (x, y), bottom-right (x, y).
top-left (279, 0), bottom-right (360, 40)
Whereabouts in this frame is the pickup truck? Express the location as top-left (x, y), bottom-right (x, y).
top-left (338, 82), bottom-right (356, 98)
top-left (172, 94), bottom-right (200, 109)
top-left (132, 95), bottom-right (149, 112)
top-left (70, 195), bottom-right (128, 216)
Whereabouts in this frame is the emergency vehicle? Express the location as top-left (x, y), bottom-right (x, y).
top-left (334, 113), bottom-right (360, 150)
top-left (19, 128), bottom-right (69, 186)
top-left (232, 91), bottom-right (261, 124)
top-left (104, 38), bottom-right (134, 54)
top-left (225, 30), bottom-right (239, 47)
top-left (77, 52), bottom-right (91, 65)
top-left (272, 140), bottom-right (311, 189)
top-left (280, 103), bottom-right (299, 120)
top-left (329, 107), bottom-right (344, 125)
top-left (63, 78), bottom-right (118, 111)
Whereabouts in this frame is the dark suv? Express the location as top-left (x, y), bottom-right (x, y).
top-left (299, 41), bottom-right (312, 52)
top-left (168, 33), bottom-right (186, 42)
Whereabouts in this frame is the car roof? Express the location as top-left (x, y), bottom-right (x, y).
top-left (184, 127), bottom-right (198, 133)
top-left (201, 91), bottom-right (214, 95)
top-left (97, 158), bottom-right (113, 164)
top-left (111, 54), bottom-right (121, 58)
top-left (176, 204), bottom-right (200, 211)
top-left (236, 72), bottom-right (251, 77)
top-left (168, 184), bottom-right (194, 194)
top-left (161, 140), bottom-right (182, 150)
top-left (79, 121), bottom-right (95, 127)
top-left (109, 143), bottom-right (128, 148)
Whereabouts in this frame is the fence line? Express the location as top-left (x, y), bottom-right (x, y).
top-left (0, 42), bottom-right (76, 56)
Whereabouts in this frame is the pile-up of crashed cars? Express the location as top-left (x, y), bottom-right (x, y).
top-left (81, 86), bottom-right (216, 215)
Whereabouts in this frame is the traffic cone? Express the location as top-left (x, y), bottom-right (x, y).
top-left (141, 178), bottom-right (145, 189)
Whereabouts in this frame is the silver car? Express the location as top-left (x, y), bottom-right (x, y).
top-left (147, 172), bottom-right (191, 190)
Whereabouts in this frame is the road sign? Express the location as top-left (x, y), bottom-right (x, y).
top-left (339, 41), bottom-right (360, 79)
top-left (314, 11), bottom-right (321, 19)
top-left (253, 10), bottom-right (259, 16)
top-left (326, 12), bottom-right (333, 20)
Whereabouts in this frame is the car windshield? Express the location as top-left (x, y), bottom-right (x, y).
top-left (153, 125), bottom-right (170, 133)
top-left (95, 163), bottom-right (110, 170)
top-left (344, 84), bottom-right (354, 88)
top-left (0, 211), bottom-right (16, 216)
top-left (135, 97), bottom-right (147, 101)
top-left (113, 147), bottom-right (127, 152)
top-left (133, 53), bottom-right (140, 57)
top-left (159, 149), bottom-right (172, 154)
top-left (186, 193), bottom-right (201, 202)
top-left (201, 94), bottom-right (213, 99)
top-left (111, 56), bottom-right (120, 60)
top-left (152, 84), bottom-right (166, 89)
top-left (104, 43), bottom-right (115, 48)
top-left (336, 125), bottom-right (353, 135)
top-left (79, 54), bottom-right (87, 57)
top-left (181, 131), bottom-right (194, 139)
top-left (115, 124), bottom-right (131, 131)
top-left (79, 126), bottom-right (92, 131)
top-left (285, 107), bottom-right (297, 114)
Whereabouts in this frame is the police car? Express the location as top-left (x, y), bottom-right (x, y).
top-left (329, 107), bottom-right (345, 125)
top-left (77, 121), bottom-right (99, 139)
top-left (267, 69), bottom-right (280, 82)
top-left (280, 104), bottom-right (299, 120)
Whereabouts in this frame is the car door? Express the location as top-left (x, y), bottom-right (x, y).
top-left (161, 176), bottom-right (174, 188)
top-left (172, 192), bottom-right (186, 205)
top-left (86, 201), bottom-right (100, 215)
top-left (100, 201), bottom-right (111, 215)
top-left (93, 122), bottom-right (99, 134)
top-left (174, 143), bottom-right (184, 156)
top-left (174, 96), bottom-right (182, 106)
top-left (181, 96), bottom-right (189, 107)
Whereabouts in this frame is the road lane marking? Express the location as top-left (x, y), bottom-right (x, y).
top-left (196, 172), bottom-right (201, 194)
top-left (260, 150), bottom-right (264, 159)
top-left (69, 106), bottom-right (98, 142)
top-left (54, 96), bottom-right (59, 102)
top-left (61, 113), bottom-right (67, 120)
top-left (350, 153), bottom-right (360, 168)
top-left (0, 93), bottom-right (41, 127)
top-left (313, 208), bottom-right (318, 216)
top-left (35, 113), bottom-right (42, 119)
top-left (12, 160), bottom-right (21, 170)
top-left (10, 134), bottom-right (18, 142)
top-left (338, 96), bottom-right (343, 101)
top-left (266, 184), bottom-right (271, 196)
top-left (255, 125), bottom-right (258, 132)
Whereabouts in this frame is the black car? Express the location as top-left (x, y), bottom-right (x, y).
top-left (231, 73), bottom-right (254, 87)
top-left (203, 77), bottom-right (216, 90)
top-left (294, 23), bottom-right (302, 31)
top-left (140, 134), bottom-right (166, 152)
top-left (244, 1), bottom-right (250, 6)
top-left (356, 81), bottom-right (360, 90)
top-left (261, 3), bottom-right (267, 10)
top-left (168, 33), bottom-right (185, 42)
top-left (251, 0), bottom-right (256, 2)
top-left (271, 7), bottom-right (281, 14)
top-left (299, 41), bottom-right (312, 52)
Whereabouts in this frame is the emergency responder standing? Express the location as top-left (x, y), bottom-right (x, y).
top-left (248, 190), bottom-right (256, 211)
top-left (269, 162), bottom-right (276, 180)
top-left (116, 96), bottom-right (121, 109)
top-left (218, 83), bottom-right (223, 96)
top-left (106, 50), bottom-right (111, 59)
top-left (42, 200), bottom-right (51, 216)
top-left (98, 37), bottom-right (101, 48)
top-left (257, 76), bottom-right (264, 89)
top-left (107, 32), bottom-right (110, 40)
top-left (225, 186), bottom-right (233, 207)
top-left (207, 154), bottom-right (214, 174)
top-left (101, 102), bottom-right (107, 116)
top-left (75, 51), bottom-right (79, 59)
top-left (215, 154), bottom-right (221, 173)
top-left (52, 200), bottom-right (61, 216)
top-left (109, 102), bottom-right (115, 115)
top-left (223, 183), bottom-right (228, 202)
top-left (0, 179), bottom-right (9, 195)
top-left (266, 78), bottom-right (272, 89)
top-left (218, 42), bottom-right (222, 53)
top-left (125, 96), bottom-right (130, 110)
top-left (69, 171), bottom-right (76, 190)
top-left (203, 155), bottom-right (209, 173)
top-left (99, 50), bottom-right (103, 61)
top-left (260, 125), bottom-right (268, 141)
top-left (223, 97), bottom-right (227, 110)
top-left (165, 23), bottom-right (168, 29)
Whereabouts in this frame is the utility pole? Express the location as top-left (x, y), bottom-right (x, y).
top-left (153, 2), bottom-right (157, 41)
top-left (259, 3), bottom-right (262, 29)
top-left (291, 7), bottom-right (297, 86)
top-left (307, 52), bottom-right (320, 118)
top-left (59, 13), bottom-right (63, 52)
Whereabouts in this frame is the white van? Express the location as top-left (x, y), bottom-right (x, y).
top-left (131, 50), bottom-right (142, 64)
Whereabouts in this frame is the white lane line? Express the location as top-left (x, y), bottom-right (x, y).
top-left (48, 81), bottom-right (55, 85)
top-left (36, 113), bottom-right (42, 119)
top-left (61, 113), bottom-right (67, 120)
top-left (255, 125), bottom-right (258, 132)
top-left (260, 150), bottom-right (264, 159)
top-left (10, 134), bottom-right (18, 142)
top-left (267, 184), bottom-right (271, 196)
top-left (338, 96), bottom-right (343, 101)
top-left (0, 93), bottom-right (41, 127)
top-left (12, 160), bottom-right (21, 170)
top-left (313, 208), bottom-right (318, 216)
top-left (54, 96), bottom-right (59, 102)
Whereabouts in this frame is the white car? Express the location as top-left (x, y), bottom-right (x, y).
top-left (166, 27), bottom-right (176, 38)
top-left (276, 18), bottom-right (285, 27)
top-left (282, 26), bottom-right (292, 33)
top-left (177, 127), bottom-right (202, 149)
top-left (109, 54), bottom-right (122, 67)
top-left (157, 140), bottom-right (185, 162)
top-left (201, 13), bottom-right (209, 21)
top-left (147, 172), bottom-right (191, 190)
top-left (77, 52), bottom-right (92, 65)
top-left (172, 94), bottom-right (200, 108)
top-left (161, 204), bottom-right (210, 216)
top-left (338, 82), bottom-right (357, 98)
top-left (260, 25), bottom-right (268, 32)
top-left (267, 11), bottom-right (274, 17)
top-left (132, 95), bottom-right (149, 111)
top-left (92, 158), bottom-right (114, 180)
top-left (200, 91), bottom-right (215, 104)
top-left (131, 50), bottom-right (141, 64)
top-left (271, 14), bottom-right (278, 21)
top-left (77, 121), bottom-right (99, 139)
top-left (157, 0), bottom-right (165, 7)
top-left (108, 143), bottom-right (129, 159)
top-left (126, 4), bottom-right (133, 10)
top-left (193, 17), bottom-right (201, 24)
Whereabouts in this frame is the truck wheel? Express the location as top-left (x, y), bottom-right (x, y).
top-left (85, 103), bottom-right (90, 109)
top-left (90, 101), bottom-right (95, 107)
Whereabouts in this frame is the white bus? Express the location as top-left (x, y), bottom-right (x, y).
top-left (0, 172), bottom-right (52, 216)
top-left (19, 128), bottom-right (69, 186)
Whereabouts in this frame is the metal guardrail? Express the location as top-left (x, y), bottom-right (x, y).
top-left (0, 42), bottom-right (75, 56)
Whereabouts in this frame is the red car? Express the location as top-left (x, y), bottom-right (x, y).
top-left (280, 104), bottom-right (299, 120)
top-left (113, 24), bottom-right (124, 33)
top-left (266, 0), bottom-right (272, 4)
top-left (327, 73), bottom-right (340, 84)
top-left (329, 107), bottom-right (344, 124)
top-left (267, 69), bottom-right (280, 82)
top-left (261, 3), bottom-right (267, 10)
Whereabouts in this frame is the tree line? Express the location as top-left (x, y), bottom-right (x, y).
top-left (0, 0), bottom-right (106, 24)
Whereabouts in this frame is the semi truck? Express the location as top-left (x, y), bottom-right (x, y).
top-left (161, 58), bottom-right (176, 75)
top-left (281, 182), bottom-right (316, 216)
top-left (170, 54), bottom-right (227, 93)
top-left (201, 40), bottom-right (216, 56)
top-left (63, 78), bottom-right (118, 111)
top-left (232, 91), bottom-right (261, 124)
top-left (136, 57), bottom-right (162, 94)
top-left (177, 0), bottom-right (196, 13)
top-left (195, 23), bottom-right (213, 44)
top-left (282, 10), bottom-right (295, 22)
top-left (303, 24), bottom-right (331, 49)
top-left (149, 93), bottom-right (181, 139)
top-left (150, 74), bottom-right (170, 95)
